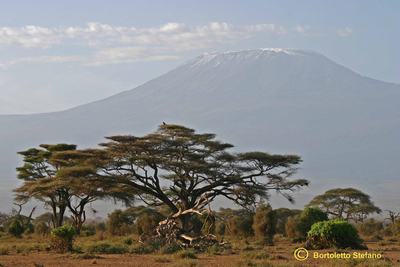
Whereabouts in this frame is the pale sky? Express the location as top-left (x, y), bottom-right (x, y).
top-left (0, 0), bottom-right (399, 114)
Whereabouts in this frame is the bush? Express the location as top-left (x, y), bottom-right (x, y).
top-left (35, 221), bottom-right (50, 236)
top-left (50, 224), bottom-right (76, 252)
top-left (85, 242), bottom-right (128, 254)
top-left (297, 208), bottom-right (328, 237)
top-left (227, 213), bottom-right (254, 238)
top-left (285, 216), bottom-right (301, 240)
top-left (383, 220), bottom-right (400, 237)
top-left (80, 224), bottom-right (96, 237)
top-left (123, 237), bottom-right (134, 245)
top-left (252, 204), bottom-right (276, 245)
top-left (135, 213), bottom-right (160, 235)
top-left (274, 208), bottom-right (301, 236)
top-left (160, 242), bottom-right (182, 254)
top-left (107, 209), bottom-right (135, 236)
top-left (306, 219), bottom-right (366, 249)
top-left (130, 244), bottom-right (156, 254)
top-left (175, 249), bottom-right (197, 259)
top-left (357, 218), bottom-right (383, 237)
top-left (285, 207), bottom-right (327, 241)
top-left (107, 206), bottom-right (163, 236)
top-left (7, 219), bottom-right (24, 238)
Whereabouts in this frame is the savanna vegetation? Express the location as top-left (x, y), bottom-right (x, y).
top-left (0, 124), bottom-right (398, 267)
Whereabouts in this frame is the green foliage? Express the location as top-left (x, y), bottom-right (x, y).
top-left (306, 219), bottom-right (365, 249)
top-left (107, 206), bottom-right (163, 236)
top-left (97, 124), bottom-right (308, 217)
top-left (85, 242), bottom-right (128, 254)
top-left (218, 208), bottom-right (254, 238)
top-left (130, 244), bottom-right (156, 254)
top-left (356, 218), bottom-right (383, 237)
top-left (7, 219), bottom-right (24, 238)
top-left (274, 208), bottom-right (301, 236)
top-left (297, 207), bottom-right (328, 237)
top-left (15, 144), bottom-right (78, 228)
top-left (206, 244), bottom-right (224, 255)
top-left (215, 221), bottom-right (226, 236)
top-left (13, 124), bottom-right (309, 238)
top-left (80, 224), bottom-right (96, 237)
top-left (135, 210), bottom-right (163, 235)
top-left (284, 207), bottom-right (327, 241)
top-left (122, 237), bottom-right (134, 245)
top-left (382, 219), bottom-right (400, 237)
top-left (160, 242), bottom-right (182, 254)
top-left (107, 209), bottom-right (135, 235)
top-left (252, 204), bottom-right (276, 245)
top-left (308, 188), bottom-right (381, 221)
top-left (34, 221), bottom-right (50, 236)
top-left (228, 213), bottom-right (254, 238)
top-left (285, 216), bottom-right (300, 240)
top-left (175, 249), bottom-right (197, 259)
top-left (50, 224), bottom-right (76, 252)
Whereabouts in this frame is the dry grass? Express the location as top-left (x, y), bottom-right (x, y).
top-left (0, 235), bottom-right (399, 267)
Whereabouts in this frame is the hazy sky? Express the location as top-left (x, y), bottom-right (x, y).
top-left (0, 0), bottom-right (399, 114)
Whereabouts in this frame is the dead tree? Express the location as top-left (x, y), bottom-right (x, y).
top-left (385, 210), bottom-right (400, 224)
top-left (141, 192), bottom-right (227, 250)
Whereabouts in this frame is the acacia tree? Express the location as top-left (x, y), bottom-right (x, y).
top-left (52, 149), bottom-right (134, 232)
top-left (15, 144), bottom-right (77, 227)
top-left (308, 188), bottom-right (381, 222)
top-left (92, 124), bottom-right (309, 231)
top-left (15, 145), bottom-right (128, 231)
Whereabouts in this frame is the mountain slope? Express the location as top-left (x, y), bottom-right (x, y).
top-left (1, 48), bottom-right (399, 212)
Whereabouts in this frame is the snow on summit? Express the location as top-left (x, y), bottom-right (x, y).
top-left (189, 48), bottom-right (314, 67)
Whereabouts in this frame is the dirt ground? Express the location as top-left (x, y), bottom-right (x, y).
top-left (0, 241), bottom-right (399, 267)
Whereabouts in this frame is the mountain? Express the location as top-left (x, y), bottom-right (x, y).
top-left (1, 48), bottom-right (399, 213)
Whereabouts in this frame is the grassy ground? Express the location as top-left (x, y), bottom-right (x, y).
top-left (0, 234), bottom-right (399, 267)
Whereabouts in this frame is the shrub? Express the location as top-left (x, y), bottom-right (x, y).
top-left (130, 244), bottom-right (156, 254)
top-left (297, 207), bottom-right (328, 237)
top-left (95, 222), bottom-right (106, 232)
top-left (382, 220), bottom-right (400, 237)
top-left (135, 213), bottom-right (160, 235)
top-left (285, 207), bottom-right (327, 241)
top-left (160, 242), bottom-right (182, 254)
top-left (85, 242), bottom-right (128, 254)
top-left (107, 209), bottom-right (135, 236)
top-left (215, 221), bottom-right (226, 236)
top-left (227, 213), bottom-right (254, 238)
top-left (274, 208), bottom-right (301, 236)
top-left (80, 224), bottom-right (96, 237)
top-left (206, 244), bottom-right (224, 255)
top-left (7, 219), bottom-right (24, 238)
top-left (34, 221), bottom-right (50, 236)
top-left (252, 204), bottom-right (276, 245)
top-left (175, 249), bottom-right (197, 259)
top-left (50, 224), bottom-right (76, 252)
top-left (357, 218), bottom-right (383, 237)
top-left (306, 219), bottom-right (366, 249)
top-left (285, 216), bottom-right (301, 240)
top-left (123, 237), bottom-right (134, 245)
